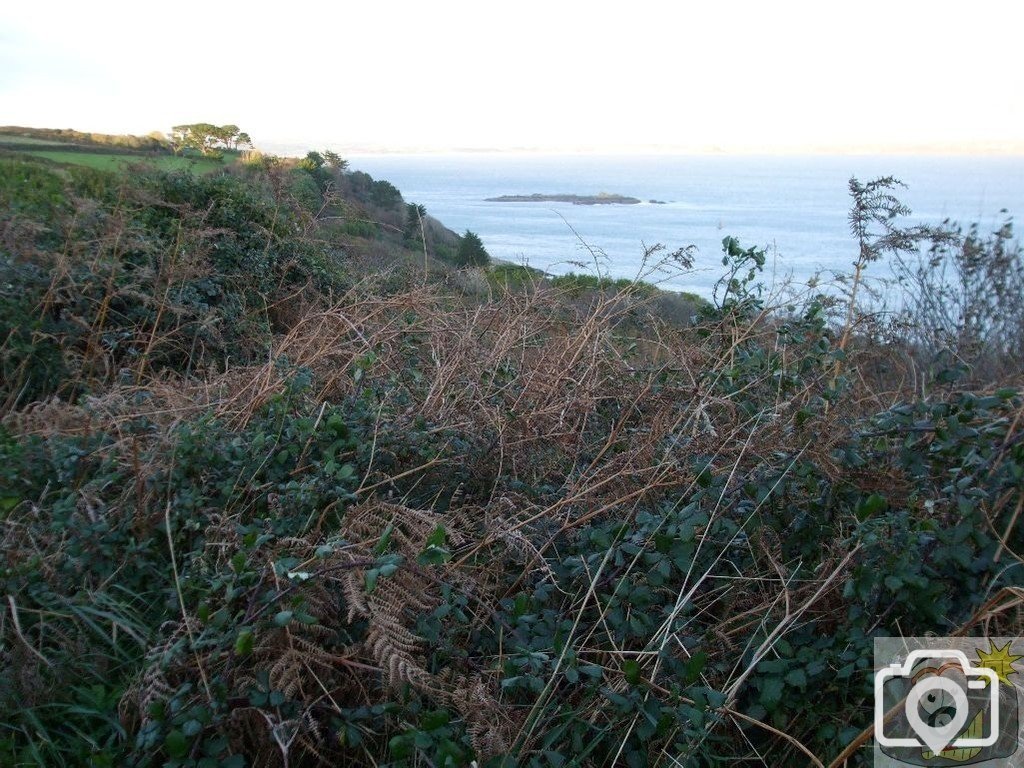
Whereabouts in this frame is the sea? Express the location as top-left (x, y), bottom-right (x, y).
top-left (347, 153), bottom-right (1024, 299)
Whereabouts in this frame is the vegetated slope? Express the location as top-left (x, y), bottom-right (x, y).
top-left (1, 152), bottom-right (1022, 768)
top-left (0, 125), bottom-right (237, 174)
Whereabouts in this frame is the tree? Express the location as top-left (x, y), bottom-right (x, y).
top-left (169, 123), bottom-right (251, 155)
top-left (298, 151), bottom-right (325, 171)
top-left (404, 203), bottom-right (427, 244)
top-left (171, 123), bottom-right (216, 154)
top-left (322, 150), bottom-right (348, 172)
top-left (369, 179), bottom-right (403, 210)
top-left (454, 230), bottom-right (490, 267)
top-left (217, 124), bottom-right (240, 149)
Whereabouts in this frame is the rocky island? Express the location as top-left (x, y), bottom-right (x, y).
top-left (485, 192), bottom-right (642, 205)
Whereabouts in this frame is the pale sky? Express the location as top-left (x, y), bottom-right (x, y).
top-left (2, 0), bottom-right (1022, 154)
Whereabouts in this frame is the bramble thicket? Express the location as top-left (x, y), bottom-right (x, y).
top-left (1, 148), bottom-right (1022, 767)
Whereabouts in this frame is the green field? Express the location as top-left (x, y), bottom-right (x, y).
top-left (22, 149), bottom-right (230, 173)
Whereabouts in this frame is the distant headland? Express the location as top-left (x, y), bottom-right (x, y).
top-left (485, 192), bottom-right (642, 205)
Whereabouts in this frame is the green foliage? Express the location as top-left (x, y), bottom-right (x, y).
top-left (170, 123), bottom-right (251, 155)
top-left (550, 272), bottom-right (656, 297)
top-left (339, 218), bottom-right (380, 238)
top-left (713, 235), bottom-right (767, 313)
top-left (289, 166), bottom-right (325, 208)
top-left (298, 149), bottom-right (347, 175)
top-left (404, 202), bottom-right (427, 246)
top-left (321, 149), bottom-right (348, 171)
top-left (298, 150), bottom-right (325, 171)
top-left (22, 150), bottom-right (228, 174)
top-left (454, 229), bottom-right (490, 267)
top-left (340, 170), bottom-right (404, 211)
top-left (0, 156), bottom-right (67, 224)
top-left (369, 178), bottom-right (403, 210)
top-left (487, 263), bottom-right (545, 290)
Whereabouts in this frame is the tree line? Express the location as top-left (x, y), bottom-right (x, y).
top-left (170, 123), bottom-right (252, 156)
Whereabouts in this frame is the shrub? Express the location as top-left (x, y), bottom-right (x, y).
top-left (487, 263), bottom-right (544, 291)
top-left (453, 229), bottom-right (490, 267)
top-left (550, 271), bottom-right (655, 297)
top-left (369, 179), bottom-right (403, 210)
top-left (0, 159), bottom-right (346, 409)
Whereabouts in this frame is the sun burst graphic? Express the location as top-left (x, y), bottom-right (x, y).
top-left (975, 640), bottom-right (1024, 686)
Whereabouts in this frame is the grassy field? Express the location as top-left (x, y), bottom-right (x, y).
top-left (22, 149), bottom-right (229, 173)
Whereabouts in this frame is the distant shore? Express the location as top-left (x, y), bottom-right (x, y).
top-left (485, 192), bottom-right (642, 205)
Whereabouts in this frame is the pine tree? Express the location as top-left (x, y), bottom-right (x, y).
top-left (455, 230), bottom-right (490, 267)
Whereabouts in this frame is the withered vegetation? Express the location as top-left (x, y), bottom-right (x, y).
top-left (1, 153), bottom-right (1022, 767)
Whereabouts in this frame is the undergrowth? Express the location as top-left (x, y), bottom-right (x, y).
top-left (1, 158), bottom-right (1022, 767)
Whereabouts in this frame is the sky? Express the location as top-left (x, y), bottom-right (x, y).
top-left (2, 0), bottom-right (1022, 155)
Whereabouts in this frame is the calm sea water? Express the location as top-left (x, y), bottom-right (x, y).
top-left (348, 154), bottom-right (1024, 297)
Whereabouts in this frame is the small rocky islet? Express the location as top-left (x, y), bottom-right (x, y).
top-left (485, 192), bottom-right (642, 205)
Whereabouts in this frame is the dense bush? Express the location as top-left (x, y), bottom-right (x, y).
top-left (1, 166), bottom-right (1021, 767)
top-left (550, 272), bottom-right (655, 297)
top-left (0, 160), bottom-right (348, 409)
